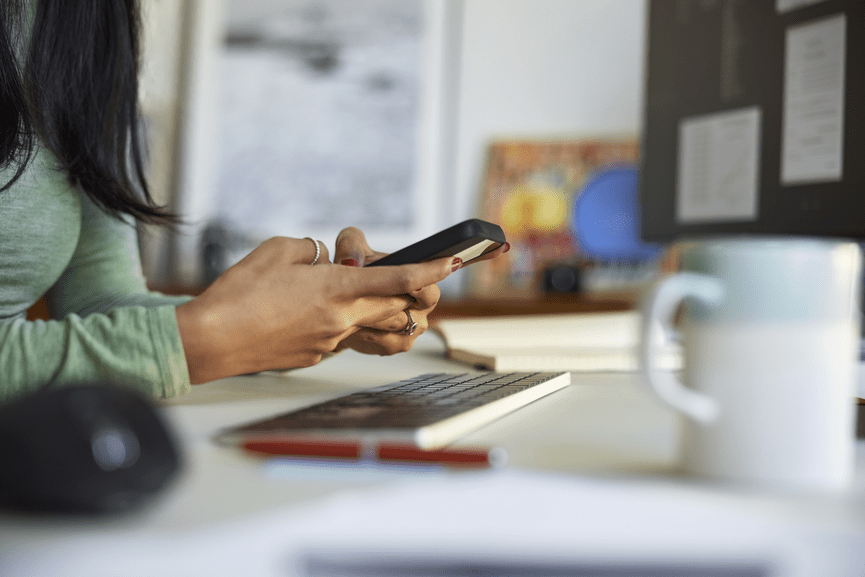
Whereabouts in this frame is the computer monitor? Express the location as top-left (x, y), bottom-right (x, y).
top-left (639, 0), bottom-right (863, 242)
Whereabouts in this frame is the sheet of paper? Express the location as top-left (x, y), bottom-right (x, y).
top-left (781, 14), bottom-right (846, 185)
top-left (676, 107), bottom-right (761, 223)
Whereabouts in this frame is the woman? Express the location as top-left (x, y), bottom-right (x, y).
top-left (0, 0), bottom-right (504, 401)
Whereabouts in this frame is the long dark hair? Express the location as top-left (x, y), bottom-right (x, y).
top-left (0, 0), bottom-right (174, 224)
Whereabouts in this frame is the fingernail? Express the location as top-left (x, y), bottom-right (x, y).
top-left (503, 242), bottom-right (511, 253)
top-left (341, 258), bottom-right (361, 267)
top-left (450, 258), bottom-right (463, 273)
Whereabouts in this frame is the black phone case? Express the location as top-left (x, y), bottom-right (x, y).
top-left (365, 219), bottom-right (506, 267)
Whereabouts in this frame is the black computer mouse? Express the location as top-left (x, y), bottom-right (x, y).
top-left (0, 383), bottom-right (182, 514)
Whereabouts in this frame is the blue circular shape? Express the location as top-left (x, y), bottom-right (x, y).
top-left (572, 166), bottom-right (662, 261)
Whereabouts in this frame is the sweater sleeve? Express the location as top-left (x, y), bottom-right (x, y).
top-left (0, 306), bottom-right (190, 402)
top-left (22, 196), bottom-right (194, 401)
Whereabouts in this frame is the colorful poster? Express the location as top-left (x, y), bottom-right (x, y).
top-left (469, 139), bottom-right (640, 297)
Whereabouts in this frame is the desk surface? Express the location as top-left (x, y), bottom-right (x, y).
top-left (2, 334), bottom-right (864, 576)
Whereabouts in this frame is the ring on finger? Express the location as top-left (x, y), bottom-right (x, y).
top-left (305, 237), bottom-right (323, 265)
top-left (402, 310), bottom-right (418, 336)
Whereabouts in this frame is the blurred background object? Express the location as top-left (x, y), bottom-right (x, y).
top-left (469, 140), bottom-right (656, 300)
top-left (0, 384), bottom-right (181, 515)
top-left (572, 167), bottom-right (662, 262)
top-left (138, 0), bottom-right (227, 289)
top-left (137, 0), bottom-right (649, 301)
top-left (214, 0), bottom-right (426, 244)
top-left (571, 167), bottom-right (664, 296)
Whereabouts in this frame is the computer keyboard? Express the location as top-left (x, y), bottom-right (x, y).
top-left (219, 372), bottom-right (571, 449)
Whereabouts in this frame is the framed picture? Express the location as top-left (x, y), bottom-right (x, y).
top-left (468, 138), bottom-right (640, 297)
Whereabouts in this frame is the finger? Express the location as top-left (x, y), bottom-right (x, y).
top-left (339, 328), bottom-right (418, 356)
top-left (355, 313), bottom-right (409, 333)
top-left (307, 237), bottom-right (331, 265)
top-left (359, 308), bottom-right (427, 333)
top-left (350, 294), bottom-right (416, 328)
top-left (250, 236), bottom-right (331, 266)
top-left (407, 283), bottom-right (440, 311)
top-left (334, 227), bottom-right (373, 266)
top-left (340, 256), bottom-right (460, 299)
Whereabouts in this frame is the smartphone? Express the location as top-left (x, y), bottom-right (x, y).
top-left (365, 219), bottom-right (506, 267)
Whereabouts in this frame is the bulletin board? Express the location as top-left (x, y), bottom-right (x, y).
top-left (639, 0), bottom-right (864, 242)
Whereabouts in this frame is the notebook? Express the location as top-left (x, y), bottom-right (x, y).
top-left (431, 311), bottom-right (681, 373)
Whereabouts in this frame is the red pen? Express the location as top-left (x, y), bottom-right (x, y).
top-left (240, 439), bottom-right (507, 468)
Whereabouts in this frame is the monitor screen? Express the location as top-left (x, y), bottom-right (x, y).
top-left (639, 0), bottom-right (864, 242)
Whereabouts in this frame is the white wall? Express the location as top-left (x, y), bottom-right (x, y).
top-left (449, 0), bottom-right (647, 223)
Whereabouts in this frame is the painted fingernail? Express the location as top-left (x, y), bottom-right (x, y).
top-left (341, 258), bottom-right (361, 267)
top-left (450, 258), bottom-right (463, 273)
top-left (503, 242), bottom-right (511, 253)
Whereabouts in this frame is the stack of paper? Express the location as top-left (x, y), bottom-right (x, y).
top-left (431, 311), bottom-right (681, 373)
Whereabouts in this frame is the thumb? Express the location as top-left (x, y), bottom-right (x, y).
top-left (334, 227), bottom-right (372, 266)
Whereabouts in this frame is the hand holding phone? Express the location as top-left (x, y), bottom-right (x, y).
top-left (364, 219), bottom-right (506, 268)
top-left (324, 220), bottom-right (505, 356)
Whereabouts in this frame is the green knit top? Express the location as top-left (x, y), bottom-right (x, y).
top-left (0, 149), bottom-right (192, 402)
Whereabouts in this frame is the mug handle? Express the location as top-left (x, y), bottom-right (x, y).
top-left (640, 272), bottom-right (724, 424)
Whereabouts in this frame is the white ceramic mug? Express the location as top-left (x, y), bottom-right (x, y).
top-left (641, 238), bottom-right (862, 491)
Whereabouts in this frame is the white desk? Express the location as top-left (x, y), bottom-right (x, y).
top-left (1, 334), bottom-right (864, 576)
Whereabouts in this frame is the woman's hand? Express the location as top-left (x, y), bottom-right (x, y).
top-left (175, 236), bottom-right (460, 384)
top-left (331, 227), bottom-right (509, 356)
